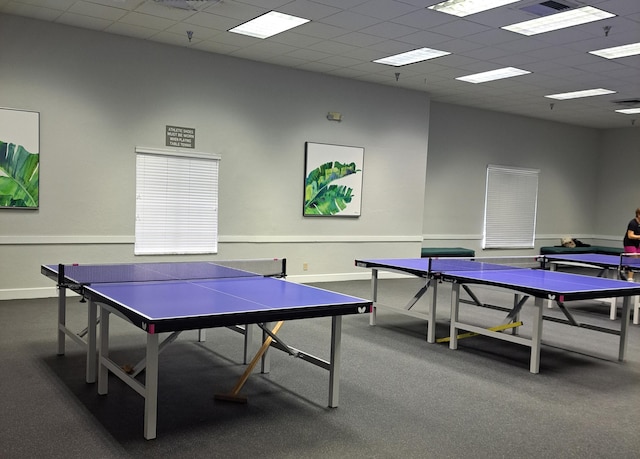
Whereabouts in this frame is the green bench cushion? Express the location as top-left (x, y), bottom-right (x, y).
top-left (421, 247), bottom-right (475, 258)
top-left (540, 246), bottom-right (623, 255)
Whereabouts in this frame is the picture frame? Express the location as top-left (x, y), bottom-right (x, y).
top-left (303, 142), bottom-right (364, 217)
top-left (0, 107), bottom-right (40, 209)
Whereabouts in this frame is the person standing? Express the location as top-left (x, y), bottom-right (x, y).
top-left (623, 208), bottom-right (640, 281)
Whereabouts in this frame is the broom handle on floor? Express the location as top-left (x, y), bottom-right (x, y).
top-left (229, 321), bottom-right (284, 395)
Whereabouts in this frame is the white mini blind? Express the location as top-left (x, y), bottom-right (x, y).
top-left (483, 165), bottom-right (539, 249)
top-left (135, 147), bottom-right (220, 255)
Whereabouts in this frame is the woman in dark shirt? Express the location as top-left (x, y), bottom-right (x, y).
top-left (623, 208), bottom-right (640, 281)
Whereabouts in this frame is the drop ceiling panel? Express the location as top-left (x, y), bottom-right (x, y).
top-left (0, 0), bottom-right (637, 128)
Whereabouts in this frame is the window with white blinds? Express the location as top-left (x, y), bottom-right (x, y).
top-left (483, 165), bottom-right (539, 249)
top-left (135, 147), bottom-right (220, 255)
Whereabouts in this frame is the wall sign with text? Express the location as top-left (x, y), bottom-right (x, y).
top-left (166, 125), bottom-right (195, 149)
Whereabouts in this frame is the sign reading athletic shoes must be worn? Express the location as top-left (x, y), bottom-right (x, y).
top-left (166, 125), bottom-right (195, 149)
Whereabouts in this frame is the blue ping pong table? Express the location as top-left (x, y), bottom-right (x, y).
top-left (41, 261), bottom-right (285, 383)
top-left (544, 253), bottom-right (640, 322)
top-left (356, 257), bottom-right (640, 374)
top-left (42, 261), bottom-right (371, 440)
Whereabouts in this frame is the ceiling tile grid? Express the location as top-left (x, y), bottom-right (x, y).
top-left (0, 0), bottom-right (639, 128)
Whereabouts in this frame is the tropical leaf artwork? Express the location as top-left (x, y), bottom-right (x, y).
top-left (0, 140), bottom-right (40, 208)
top-left (304, 161), bottom-right (360, 216)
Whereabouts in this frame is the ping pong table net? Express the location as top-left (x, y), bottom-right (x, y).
top-left (57, 258), bottom-right (287, 289)
top-left (426, 256), bottom-right (542, 275)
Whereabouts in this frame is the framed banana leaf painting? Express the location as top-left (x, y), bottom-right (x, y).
top-left (0, 108), bottom-right (40, 209)
top-left (304, 142), bottom-right (364, 217)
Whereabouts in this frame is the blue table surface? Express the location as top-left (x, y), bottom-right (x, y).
top-left (441, 266), bottom-right (640, 294)
top-left (545, 253), bottom-right (640, 268)
top-left (86, 276), bottom-right (369, 321)
top-left (356, 258), bottom-right (640, 295)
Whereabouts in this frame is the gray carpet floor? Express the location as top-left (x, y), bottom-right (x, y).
top-left (1, 277), bottom-right (639, 458)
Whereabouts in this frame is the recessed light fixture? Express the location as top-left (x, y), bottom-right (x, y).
top-left (502, 6), bottom-right (615, 36)
top-left (373, 47), bottom-right (451, 66)
top-left (615, 108), bottom-right (640, 115)
top-left (545, 88), bottom-right (616, 100)
top-left (589, 42), bottom-right (640, 59)
top-left (229, 11), bottom-right (310, 39)
top-left (456, 67), bottom-right (530, 83)
top-left (428, 0), bottom-right (522, 17)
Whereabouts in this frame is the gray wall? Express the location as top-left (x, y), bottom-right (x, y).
top-left (1, 14), bottom-right (639, 299)
top-left (595, 128), bottom-right (640, 241)
top-left (0, 14), bottom-right (428, 298)
top-left (423, 103), bottom-right (640, 253)
top-left (423, 102), bottom-right (608, 254)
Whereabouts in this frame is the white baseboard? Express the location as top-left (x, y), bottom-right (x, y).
top-left (0, 287), bottom-right (58, 301)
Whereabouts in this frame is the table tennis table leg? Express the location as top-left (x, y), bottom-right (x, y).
top-left (427, 281), bottom-right (437, 343)
top-left (609, 299), bottom-right (617, 321)
top-left (97, 306), bottom-right (159, 440)
top-left (547, 264), bottom-right (557, 309)
top-left (449, 283), bottom-right (460, 350)
top-left (328, 315), bottom-right (342, 408)
top-left (530, 298), bottom-right (544, 374)
top-left (144, 332), bottom-right (160, 440)
top-left (86, 299), bottom-right (98, 383)
top-left (606, 268), bottom-right (617, 320)
top-left (512, 294), bottom-right (522, 336)
top-left (634, 296), bottom-right (640, 325)
top-left (244, 324), bottom-right (253, 365)
top-left (619, 297), bottom-right (630, 361)
top-left (260, 323), bottom-right (271, 374)
top-left (97, 307), bottom-right (109, 397)
top-left (57, 286), bottom-right (66, 355)
top-left (369, 269), bottom-right (378, 326)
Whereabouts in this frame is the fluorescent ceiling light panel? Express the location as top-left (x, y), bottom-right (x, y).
top-left (373, 48), bottom-right (451, 66)
top-left (428, 0), bottom-right (522, 17)
top-left (502, 6), bottom-right (615, 36)
top-left (456, 67), bottom-right (530, 83)
top-left (229, 11), bottom-right (310, 39)
top-left (615, 108), bottom-right (640, 115)
top-left (545, 88), bottom-right (616, 100)
top-left (589, 42), bottom-right (640, 59)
